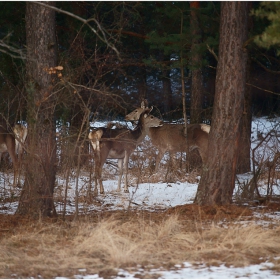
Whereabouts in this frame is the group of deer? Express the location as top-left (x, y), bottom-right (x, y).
top-left (0, 123), bottom-right (28, 186)
top-left (0, 102), bottom-right (210, 193)
top-left (88, 101), bottom-right (210, 194)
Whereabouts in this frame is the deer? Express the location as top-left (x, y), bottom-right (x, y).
top-left (0, 125), bottom-right (19, 186)
top-left (125, 101), bottom-right (210, 172)
top-left (88, 108), bottom-right (163, 194)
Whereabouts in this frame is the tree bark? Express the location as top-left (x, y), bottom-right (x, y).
top-left (237, 57), bottom-right (252, 174)
top-left (190, 1), bottom-right (203, 124)
top-left (237, 2), bottom-right (253, 174)
top-left (16, 1), bottom-right (57, 218)
top-left (194, 2), bottom-right (249, 205)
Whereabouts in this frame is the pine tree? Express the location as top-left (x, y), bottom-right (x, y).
top-left (195, 2), bottom-right (249, 205)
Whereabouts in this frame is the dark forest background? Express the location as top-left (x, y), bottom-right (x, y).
top-left (0, 1), bottom-right (279, 127)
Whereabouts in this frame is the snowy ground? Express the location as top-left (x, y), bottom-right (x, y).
top-left (1, 116), bottom-right (280, 278)
top-left (72, 262), bottom-right (279, 279)
top-left (2, 175), bottom-right (280, 279)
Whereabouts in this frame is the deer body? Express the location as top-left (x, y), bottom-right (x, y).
top-left (89, 109), bottom-right (162, 194)
top-left (0, 125), bottom-right (19, 186)
top-left (125, 102), bottom-right (210, 171)
top-left (148, 123), bottom-right (210, 171)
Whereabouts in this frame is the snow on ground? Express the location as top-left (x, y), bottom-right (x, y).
top-left (1, 116), bottom-right (280, 278)
top-left (72, 261), bottom-right (279, 279)
top-left (2, 173), bottom-right (280, 279)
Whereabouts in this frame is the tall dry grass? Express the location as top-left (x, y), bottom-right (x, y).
top-left (0, 214), bottom-right (280, 278)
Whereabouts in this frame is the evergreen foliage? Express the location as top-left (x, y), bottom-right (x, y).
top-left (0, 1), bottom-right (279, 121)
top-left (252, 2), bottom-right (280, 53)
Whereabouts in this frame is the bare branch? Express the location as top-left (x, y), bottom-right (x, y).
top-left (33, 1), bottom-right (120, 58)
top-left (0, 47), bottom-right (26, 60)
top-left (207, 44), bottom-right (218, 62)
top-left (251, 57), bottom-right (280, 75)
top-left (247, 83), bottom-right (280, 96)
top-left (0, 33), bottom-right (26, 60)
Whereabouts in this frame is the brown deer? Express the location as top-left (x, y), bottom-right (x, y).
top-left (125, 101), bottom-right (210, 172)
top-left (88, 108), bottom-right (163, 194)
top-left (0, 125), bottom-right (19, 186)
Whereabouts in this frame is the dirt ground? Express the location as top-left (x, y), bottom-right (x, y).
top-left (1, 201), bottom-right (279, 235)
top-left (1, 201), bottom-right (280, 279)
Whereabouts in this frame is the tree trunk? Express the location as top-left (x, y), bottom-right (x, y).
top-left (237, 57), bottom-right (252, 174)
top-left (16, 1), bottom-right (57, 218)
top-left (194, 2), bottom-right (248, 205)
top-left (190, 1), bottom-right (203, 124)
top-left (237, 2), bottom-right (253, 174)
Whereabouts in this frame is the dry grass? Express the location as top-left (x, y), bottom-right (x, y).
top-left (0, 210), bottom-right (280, 278)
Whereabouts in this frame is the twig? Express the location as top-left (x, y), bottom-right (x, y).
top-left (207, 44), bottom-right (218, 62)
top-left (33, 1), bottom-right (119, 58)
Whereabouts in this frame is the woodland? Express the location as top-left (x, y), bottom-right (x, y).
top-left (1, 1), bottom-right (280, 278)
top-left (0, 1), bottom-right (280, 214)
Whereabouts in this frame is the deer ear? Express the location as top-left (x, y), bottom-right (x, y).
top-left (148, 106), bottom-right (153, 114)
top-left (144, 107), bottom-right (152, 116)
top-left (141, 100), bottom-right (145, 109)
top-left (144, 99), bottom-right (149, 108)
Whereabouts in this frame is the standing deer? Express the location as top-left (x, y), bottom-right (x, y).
top-left (125, 101), bottom-right (210, 172)
top-left (88, 108), bottom-right (163, 194)
top-left (0, 125), bottom-right (19, 186)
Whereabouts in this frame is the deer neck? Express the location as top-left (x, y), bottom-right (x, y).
top-left (147, 126), bottom-right (158, 138)
top-left (131, 121), bottom-right (147, 144)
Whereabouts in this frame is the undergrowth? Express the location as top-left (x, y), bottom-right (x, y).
top-left (0, 212), bottom-right (280, 278)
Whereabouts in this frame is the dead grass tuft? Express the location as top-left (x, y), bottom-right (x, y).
top-left (0, 212), bottom-right (280, 278)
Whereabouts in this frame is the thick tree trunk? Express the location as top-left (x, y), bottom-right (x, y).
top-left (194, 2), bottom-right (248, 205)
top-left (16, 1), bottom-right (57, 218)
top-left (190, 1), bottom-right (203, 124)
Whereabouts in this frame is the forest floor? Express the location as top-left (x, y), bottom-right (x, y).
top-left (0, 115), bottom-right (280, 278)
top-left (0, 194), bottom-right (280, 278)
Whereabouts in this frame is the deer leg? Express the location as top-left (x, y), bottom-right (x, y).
top-left (155, 149), bottom-right (165, 173)
top-left (96, 163), bottom-right (104, 195)
top-left (198, 148), bottom-right (207, 165)
top-left (98, 147), bottom-right (111, 194)
top-left (6, 138), bottom-right (19, 187)
top-left (93, 154), bottom-right (100, 195)
top-left (170, 151), bottom-right (177, 170)
top-left (92, 152), bottom-right (98, 194)
top-left (99, 177), bottom-right (104, 194)
top-left (123, 151), bottom-right (130, 193)
top-left (117, 158), bottom-right (123, 192)
top-left (98, 157), bottom-right (105, 195)
top-left (17, 145), bottom-right (24, 181)
top-left (94, 149), bottom-right (105, 195)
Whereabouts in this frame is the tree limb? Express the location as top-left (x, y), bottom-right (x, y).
top-left (252, 57), bottom-right (280, 74)
top-left (33, 1), bottom-right (120, 58)
top-left (206, 44), bottom-right (218, 62)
